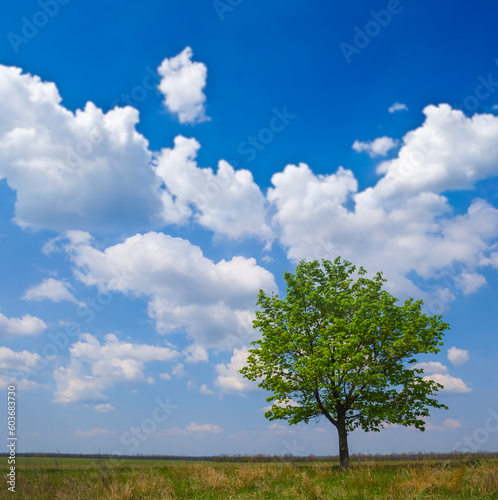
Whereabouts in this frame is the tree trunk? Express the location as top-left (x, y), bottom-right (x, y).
top-left (337, 419), bottom-right (350, 471)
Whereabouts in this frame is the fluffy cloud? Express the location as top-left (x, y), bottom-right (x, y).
top-left (0, 65), bottom-right (161, 233)
top-left (388, 102), bottom-right (408, 113)
top-left (183, 344), bottom-right (209, 363)
top-left (412, 361), bottom-right (448, 375)
top-left (0, 310), bottom-right (47, 337)
top-left (352, 136), bottom-right (399, 157)
top-left (423, 373), bottom-right (471, 394)
top-left (23, 278), bottom-right (84, 306)
top-left (0, 346), bottom-right (43, 390)
top-left (158, 47), bottom-right (209, 124)
top-left (215, 346), bottom-right (259, 394)
top-left (268, 105), bottom-right (498, 302)
top-left (454, 272), bottom-right (487, 295)
top-left (60, 231), bottom-right (276, 349)
top-left (425, 418), bottom-right (463, 431)
top-left (155, 135), bottom-right (270, 239)
top-left (53, 333), bottom-right (179, 403)
top-left (447, 346), bottom-right (470, 367)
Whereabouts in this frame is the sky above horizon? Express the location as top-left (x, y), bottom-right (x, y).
top-left (1, 0), bottom-right (498, 457)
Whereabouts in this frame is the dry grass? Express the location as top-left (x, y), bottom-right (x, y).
top-left (1, 457), bottom-right (497, 499)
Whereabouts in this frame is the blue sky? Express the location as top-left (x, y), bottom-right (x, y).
top-left (1, 0), bottom-right (498, 457)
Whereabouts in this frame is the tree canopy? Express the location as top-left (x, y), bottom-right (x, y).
top-left (240, 257), bottom-right (450, 470)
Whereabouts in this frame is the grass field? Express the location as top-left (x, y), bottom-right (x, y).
top-left (1, 456), bottom-right (497, 499)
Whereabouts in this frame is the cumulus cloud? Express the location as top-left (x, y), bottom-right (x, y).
top-left (455, 272), bottom-right (487, 295)
top-left (412, 361), bottom-right (449, 375)
top-left (183, 344), bottom-right (209, 363)
top-left (0, 310), bottom-right (46, 337)
top-left (215, 346), bottom-right (259, 394)
top-left (389, 102), bottom-right (408, 113)
top-left (199, 384), bottom-right (215, 396)
top-left (0, 346), bottom-right (43, 388)
top-left (0, 65), bottom-right (161, 233)
top-left (157, 47), bottom-right (209, 124)
top-left (23, 278), bottom-right (84, 306)
top-left (59, 231), bottom-right (276, 349)
top-left (53, 333), bottom-right (179, 403)
top-left (352, 136), bottom-right (399, 157)
top-left (425, 418), bottom-right (463, 431)
top-left (155, 135), bottom-right (271, 239)
top-left (268, 105), bottom-right (498, 302)
top-left (447, 346), bottom-right (470, 367)
top-left (423, 373), bottom-right (471, 393)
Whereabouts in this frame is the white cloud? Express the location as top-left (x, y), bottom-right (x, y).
top-left (0, 65), bottom-right (161, 232)
top-left (171, 363), bottom-right (186, 378)
top-left (0, 346), bottom-right (43, 390)
top-left (215, 346), bottom-right (259, 394)
top-left (268, 105), bottom-right (498, 302)
top-left (455, 272), bottom-right (487, 295)
top-left (423, 373), bottom-right (471, 393)
top-left (155, 136), bottom-right (271, 239)
top-left (186, 422), bottom-right (223, 434)
top-left (412, 361), bottom-right (448, 375)
top-left (94, 403), bottom-right (115, 413)
top-left (0, 310), bottom-right (46, 337)
top-left (61, 230), bottom-right (276, 349)
top-left (447, 346), bottom-right (470, 367)
top-left (352, 136), bottom-right (399, 157)
top-left (268, 423), bottom-right (297, 435)
top-left (199, 383), bottom-right (215, 396)
top-left (23, 278), bottom-right (84, 306)
top-left (426, 418), bottom-right (463, 431)
top-left (75, 428), bottom-right (113, 438)
top-left (183, 344), bottom-right (209, 363)
top-left (53, 333), bottom-right (179, 403)
top-left (159, 372), bottom-right (171, 380)
top-left (389, 102), bottom-right (408, 113)
top-left (157, 47), bottom-right (209, 124)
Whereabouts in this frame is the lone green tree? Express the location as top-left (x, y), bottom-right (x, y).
top-left (240, 258), bottom-right (449, 471)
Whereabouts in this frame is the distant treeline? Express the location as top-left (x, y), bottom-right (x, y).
top-left (1, 451), bottom-right (497, 462)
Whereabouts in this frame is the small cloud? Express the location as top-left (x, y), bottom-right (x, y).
top-left (388, 102), bottom-right (409, 113)
top-left (352, 136), bottom-right (399, 157)
top-left (455, 272), bottom-right (487, 295)
top-left (157, 47), bottom-right (210, 124)
top-left (412, 361), bottom-right (448, 375)
top-left (171, 363), bottom-right (186, 378)
top-left (94, 403), bottom-right (115, 413)
top-left (74, 428), bottom-right (113, 438)
top-left (159, 372), bottom-right (171, 380)
top-left (187, 422), bottom-right (223, 434)
top-left (268, 423), bottom-right (296, 435)
top-left (423, 373), bottom-right (471, 393)
top-left (23, 278), bottom-right (85, 307)
top-left (491, 104), bottom-right (498, 110)
top-left (199, 383), bottom-right (215, 396)
top-left (426, 418), bottom-right (463, 431)
top-left (183, 344), bottom-right (208, 363)
top-left (447, 346), bottom-right (470, 367)
top-left (0, 311), bottom-right (47, 337)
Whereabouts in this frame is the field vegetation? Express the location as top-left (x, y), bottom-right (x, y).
top-left (1, 454), bottom-right (497, 499)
